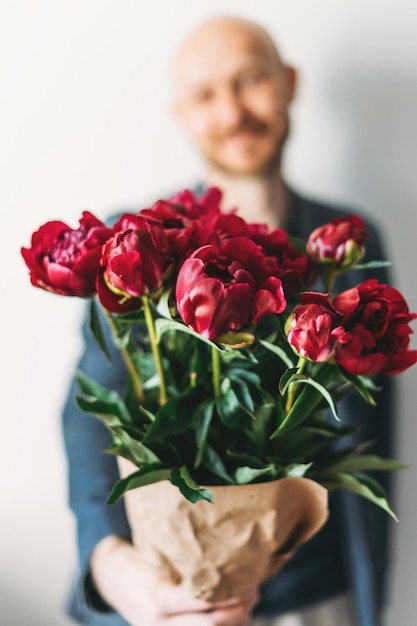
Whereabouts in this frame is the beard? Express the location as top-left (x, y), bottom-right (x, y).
top-left (206, 144), bottom-right (283, 177)
top-left (202, 117), bottom-right (290, 178)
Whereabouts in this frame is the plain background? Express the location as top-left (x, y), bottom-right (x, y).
top-left (2, 1), bottom-right (417, 624)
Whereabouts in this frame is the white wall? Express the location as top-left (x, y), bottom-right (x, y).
top-left (2, 1), bottom-right (417, 624)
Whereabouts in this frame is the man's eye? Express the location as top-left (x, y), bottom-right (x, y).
top-left (239, 73), bottom-right (264, 88)
top-left (191, 90), bottom-right (213, 105)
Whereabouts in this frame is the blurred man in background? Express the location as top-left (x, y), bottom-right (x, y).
top-left (64, 15), bottom-right (392, 626)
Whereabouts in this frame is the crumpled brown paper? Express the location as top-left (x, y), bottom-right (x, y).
top-left (118, 458), bottom-right (329, 602)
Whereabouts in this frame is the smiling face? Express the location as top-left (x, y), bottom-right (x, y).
top-left (174, 17), bottom-right (296, 177)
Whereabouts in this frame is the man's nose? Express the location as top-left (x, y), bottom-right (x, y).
top-left (216, 87), bottom-right (246, 128)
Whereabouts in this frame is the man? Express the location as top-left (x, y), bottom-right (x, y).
top-left (63, 15), bottom-right (392, 626)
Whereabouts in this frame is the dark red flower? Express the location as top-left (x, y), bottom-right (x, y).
top-left (333, 279), bottom-right (417, 375)
top-left (306, 214), bottom-right (367, 269)
top-left (21, 211), bottom-right (112, 297)
top-left (285, 292), bottom-right (351, 362)
top-left (212, 213), bottom-right (252, 241)
top-left (98, 217), bottom-right (170, 313)
top-left (167, 187), bottom-right (223, 224)
top-left (250, 228), bottom-right (318, 298)
top-left (140, 188), bottom-right (221, 262)
top-left (176, 237), bottom-right (286, 340)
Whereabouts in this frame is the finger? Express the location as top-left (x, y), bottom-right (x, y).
top-left (165, 603), bottom-right (255, 626)
top-left (200, 588), bottom-right (260, 612)
top-left (160, 581), bottom-right (259, 617)
top-left (158, 581), bottom-right (226, 615)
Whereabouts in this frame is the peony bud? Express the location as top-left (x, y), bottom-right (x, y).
top-left (97, 218), bottom-right (170, 312)
top-left (306, 215), bottom-right (367, 270)
top-left (285, 292), bottom-right (351, 362)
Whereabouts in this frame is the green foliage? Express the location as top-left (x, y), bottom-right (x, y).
top-left (89, 298), bottom-right (111, 360)
top-left (170, 466), bottom-right (213, 503)
top-left (75, 295), bottom-right (402, 516)
top-left (107, 464), bottom-right (172, 504)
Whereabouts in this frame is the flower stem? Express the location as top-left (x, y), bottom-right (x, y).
top-left (212, 346), bottom-right (222, 398)
top-left (323, 269), bottom-right (336, 294)
top-left (285, 356), bottom-right (307, 414)
top-left (103, 310), bottom-right (145, 406)
top-left (142, 296), bottom-right (168, 406)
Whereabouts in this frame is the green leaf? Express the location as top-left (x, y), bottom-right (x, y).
top-left (111, 422), bottom-right (143, 440)
top-left (135, 351), bottom-right (157, 383)
top-left (307, 419), bottom-right (356, 439)
top-left (227, 367), bottom-right (261, 386)
top-left (286, 462), bottom-right (312, 477)
top-left (109, 428), bottom-right (160, 465)
top-left (89, 298), bottom-right (111, 361)
top-left (75, 371), bottom-right (132, 423)
top-left (104, 438), bottom-right (160, 466)
top-left (259, 340), bottom-right (295, 368)
top-left (142, 373), bottom-right (160, 390)
top-left (143, 394), bottom-right (197, 443)
top-left (252, 402), bottom-right (277, 441)
top-left (234, 465), bottom-right (275, 484)
top-left (292, 377), bottom-right (340, 421)
top-left (109, 318), bottom-right (132, 350)
top-left (76, 369), bottom-right (122, 404)
top-left (278, 368), bottom-right (302, 394)
top-left (155, 288), bottom-right (173, 319)
top-left (113, 309), bottom-right (145, 324)
top-left (225, 450), bottom-right (266, 467)
top-left (106, 464), bottom-right (171, 504)
top-left (216, 378), bottom-right (251, 428)
top-left (323, 454), bottom-right (407, 476)
top-left (76, 396), bottom-right (131, 427)
top-left (105, 443), bottom-right (125, 455)
top-left (338, 369), bottom-right (379, 405)
top-left (202, 445), bottom-right (235, 484)
top-left (105, 442), bottom-right (138, 464)
top-left (353, 260), bottom-right (391, 270)
top-left (220, 350), bottom-right (253, 364)
top-left (137, 404), bottom-right (156, 424)
top-left (155, 317), bottom-right (222, 350)
top-left (170, 466), bottom-right (213, 503)
top-left (324, 471), bottom-right (398, 521)
top-left (194, 400), bottom-right (215, 468)
top-left (229, 377), bottom-right (255, 414)
top-left (271, 375), bottom-right (340, 438)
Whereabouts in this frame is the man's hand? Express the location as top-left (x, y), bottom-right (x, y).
top-left (90, 536), bottom-right (259, 626)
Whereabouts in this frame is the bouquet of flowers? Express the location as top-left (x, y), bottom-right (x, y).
top-left (21, 187), bottom-right (417, 601)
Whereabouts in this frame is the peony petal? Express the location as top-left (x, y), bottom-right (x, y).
top-left (46, 261), bottom-right (91, 297)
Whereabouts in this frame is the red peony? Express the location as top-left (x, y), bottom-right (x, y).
top-left (250, 228), bottom-right (318, 298)
top-left (21, 211), bottom-right (113, 297)
top-left (167, 187), bottom-right (223, 224)
top-left (285, 292), bottom-right (351, 362)
top-left (176, 237), bottom-right (287, 340)
top-left (140, 189), bottom-right (221, 263)
top-left (333, 279), bottom-right (417, 375)
top-left (306, 214), bottom-right (367, 270)
top-left (211, 213), bottom-right (253, 241)
top-left (97, 217), bottom-right (170, 313)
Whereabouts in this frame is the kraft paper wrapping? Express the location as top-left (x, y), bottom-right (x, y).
top-left (118, 458), bottom-right (329, 602)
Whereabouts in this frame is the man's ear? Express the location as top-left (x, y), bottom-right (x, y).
top-left (285, 65), bottom-right (298, 102)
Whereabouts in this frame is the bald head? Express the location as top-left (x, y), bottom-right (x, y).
top-left (174, 16), bottom-right (285, 96)
top-left (173, 16), bottom-right (296, 177)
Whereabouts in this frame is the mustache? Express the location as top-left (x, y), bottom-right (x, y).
top-left (218, 119), bottom-right (269, 139)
